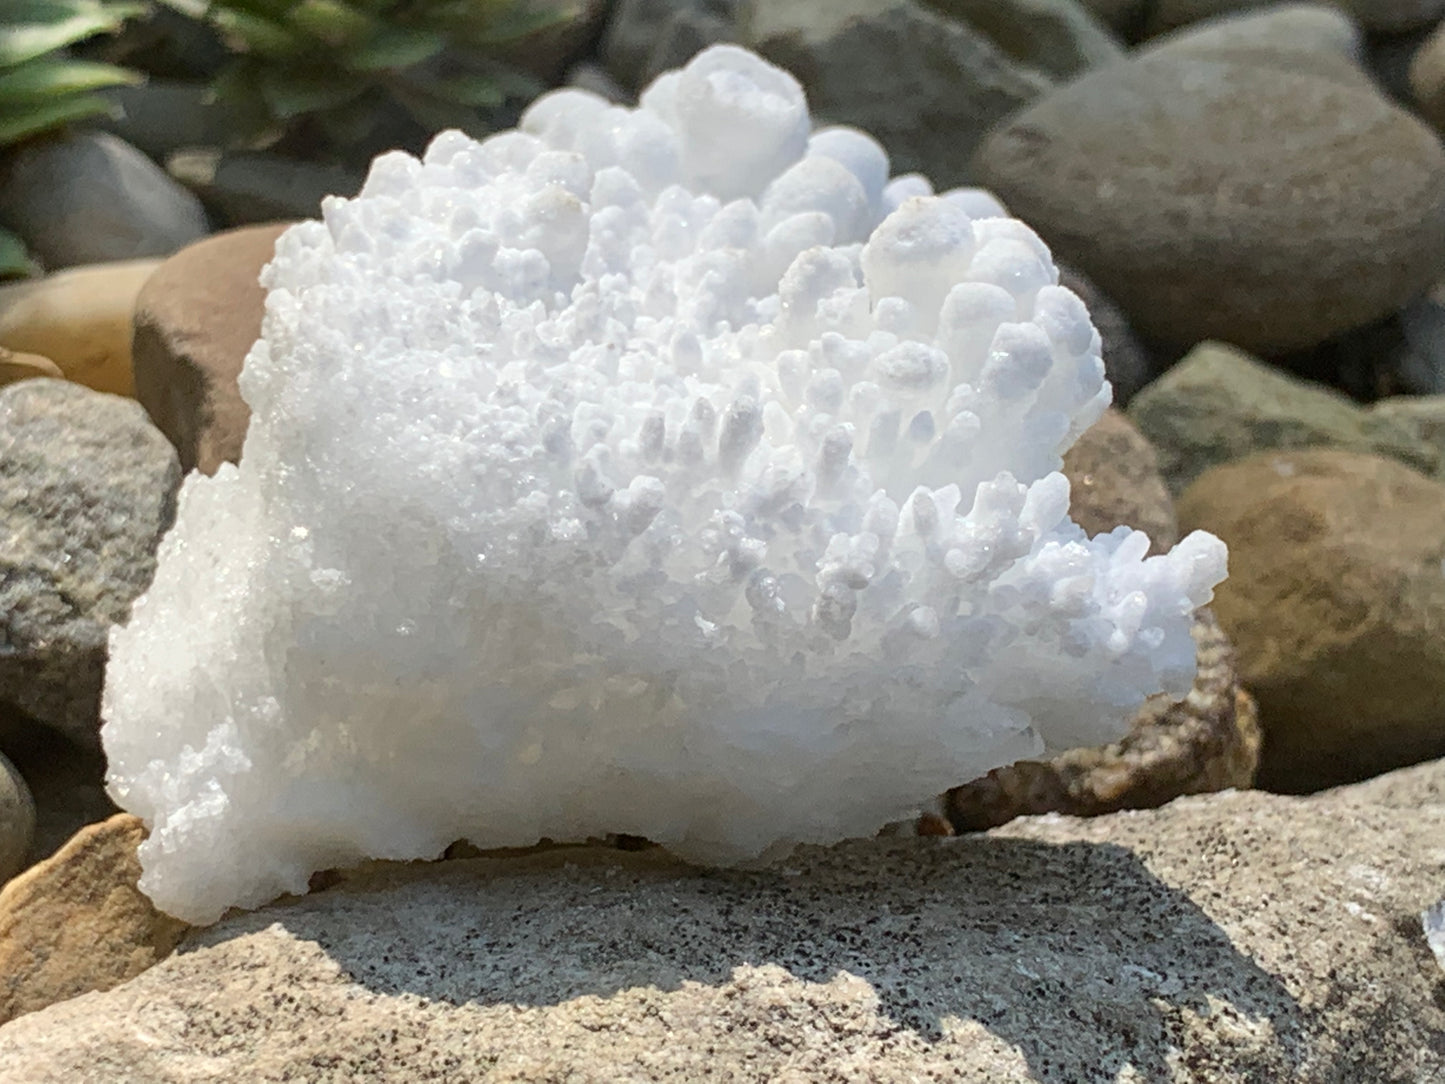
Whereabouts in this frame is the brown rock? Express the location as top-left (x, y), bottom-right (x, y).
top-left (0, 260), bottom-right (161, 396)
top-left (1178, 448), bottom-right (1445, 791)
top-left (1062, 406), bottom-right (1178, 553)
top-left (0, 814), bottom-right (189, 1026)
top-left (937, 413), bottom-right (1258, 831)
top-left (942, 609), bottom-right (1260, 830)
top-left (132, 223), bottom-right (288, 474)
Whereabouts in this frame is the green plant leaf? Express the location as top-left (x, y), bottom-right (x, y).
top-left (438, 0), bottom-right (578, 46)
top-left (345, 25), bottom-right (446, 72)
top-left (425, 72), bottom-right (503, 108)
top-left (0, 56), bottom-right (140, 101)
top-left (389, 84), bottom-right (491, 137)
top-left (0, 228), bottom-right (36, 279)
top-left (211, 9), bottom-right (311, 58)
top-left (0, 89), bottom-right (119, 144)
top-left (256, 66), bottom-right (367, 119)
top-left (0, 0), bottom-right (145, 68)
top-left (207, 61), bottom-right (286, 145)
top-left (285, 0), bottom-right (377, 49)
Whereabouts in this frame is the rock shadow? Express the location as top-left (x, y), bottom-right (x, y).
top-left (184, 833), bottom-right (1314, 1084)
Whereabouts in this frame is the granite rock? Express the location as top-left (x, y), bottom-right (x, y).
top-left (0, 260), bottom-right (161, 397)
top-left (1127, 341), bottom-right (1440, 494)
top-left (0, 380), bottom-right (181, 746)
top-left (1178, 448), bottom-right (1445, 791)
top-left (0, 815), bottom-right (189, 1027)
top-left (0, 132), bottom-right (208, 271)
top-left (132, 224), bottom-right (287, 474)
top-left (1, 765), bottom-right (1443, 1080)
top-left (742, 0), bottom-right (1051, 188)
top-left (973, 50), bottom-right (1445, 354)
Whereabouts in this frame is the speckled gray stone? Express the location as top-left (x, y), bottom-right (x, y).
top-left (1, 763), bottom-right (1442, 1081)
top-left (0, 380), bottom-right (181, 747)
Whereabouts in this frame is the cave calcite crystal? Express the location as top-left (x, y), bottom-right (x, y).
top-left (102, 45), bottom-right (1225, 924)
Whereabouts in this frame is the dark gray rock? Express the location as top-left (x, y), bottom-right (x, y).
top-left (0, 131), bottom-right (209, 271)
top-left (0, 750), bottom-right (33, 884)
top-left (94, 80), bottom-right (235, 164)
top-left (923, 0), bottom-right (1126, 80)
top-left (974, 49), bottom-right (1445, 354)
top-left (742, 0), bottom-right (1051, 188)
top-left (0, 380), bottom-right (181, 748)
top-left (165, 150), bottom-right (361, 229)
top-left (1057, 262), bottom-right (1155, 404)
top-left (602, 0), bottom-right (740, 91)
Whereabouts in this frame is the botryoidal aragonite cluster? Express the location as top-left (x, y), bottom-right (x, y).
top-left (102, 45), bottom-right (1226, 924)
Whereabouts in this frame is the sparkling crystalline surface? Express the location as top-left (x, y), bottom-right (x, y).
top-left (102, 45), bottom-right (1227, 924)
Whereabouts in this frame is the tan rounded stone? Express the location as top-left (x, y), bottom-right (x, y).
top-left (0, 346), bottom-right (61, 387)
top-left (1178, 448), bottom-right (1445, 791)
top-left (131, 223), bottom-right (289, 475)
top-left (0, 814), bottom-right (189, 1026)
top-left (0, 259), bottom-right (161, 396)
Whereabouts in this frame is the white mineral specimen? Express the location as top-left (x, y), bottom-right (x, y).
top-left (103, 45), bottom-right (1227, 924)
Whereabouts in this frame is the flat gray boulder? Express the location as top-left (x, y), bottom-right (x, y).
top-left (0, 760), bottom-right (1441, 1081)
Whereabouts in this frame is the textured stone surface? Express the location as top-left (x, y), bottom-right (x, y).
top-left (0, 751), bottom-right (33, 885)
top-left (0, 132), bottom-right (208, 271)
top-left (1128, 342), bottom-right (1440, 494)
top-left (2, 765), bottom-right (1444, 1081)
top-left (1062, 407), bottom-right (1178, 551)
top-left (1410, 15), bottom-right (1445, 132)
top-left (0, 380), bottom-right (181, 746)
top-left (1148, 0), bottom-right (1445, 34)
top-left (742, 0), bottom-right (1051, 187)
top-left (0, 260), bottom-right (161, 397)
top-left (973, 51), bottom-right (1445, 354)
top-left (1141, 2), bottom-right (1364, 67)
top-left (167, 151), bottom-right (360, 228)
top-left (1371, 393), bottom-right (1445, 473)
top-left (0, 815), bottom-right (189, 1027)
top-left (132, 224), bottom-right (287, 474)
top-left (924, 0), bottom-right (1125, 79)
top-left (938, 414), bottom-right (1259, 832)
top-left (942, 609), bottom-right (1259, 830)
top-left (1178, 449), bottom-right (1445, 791)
